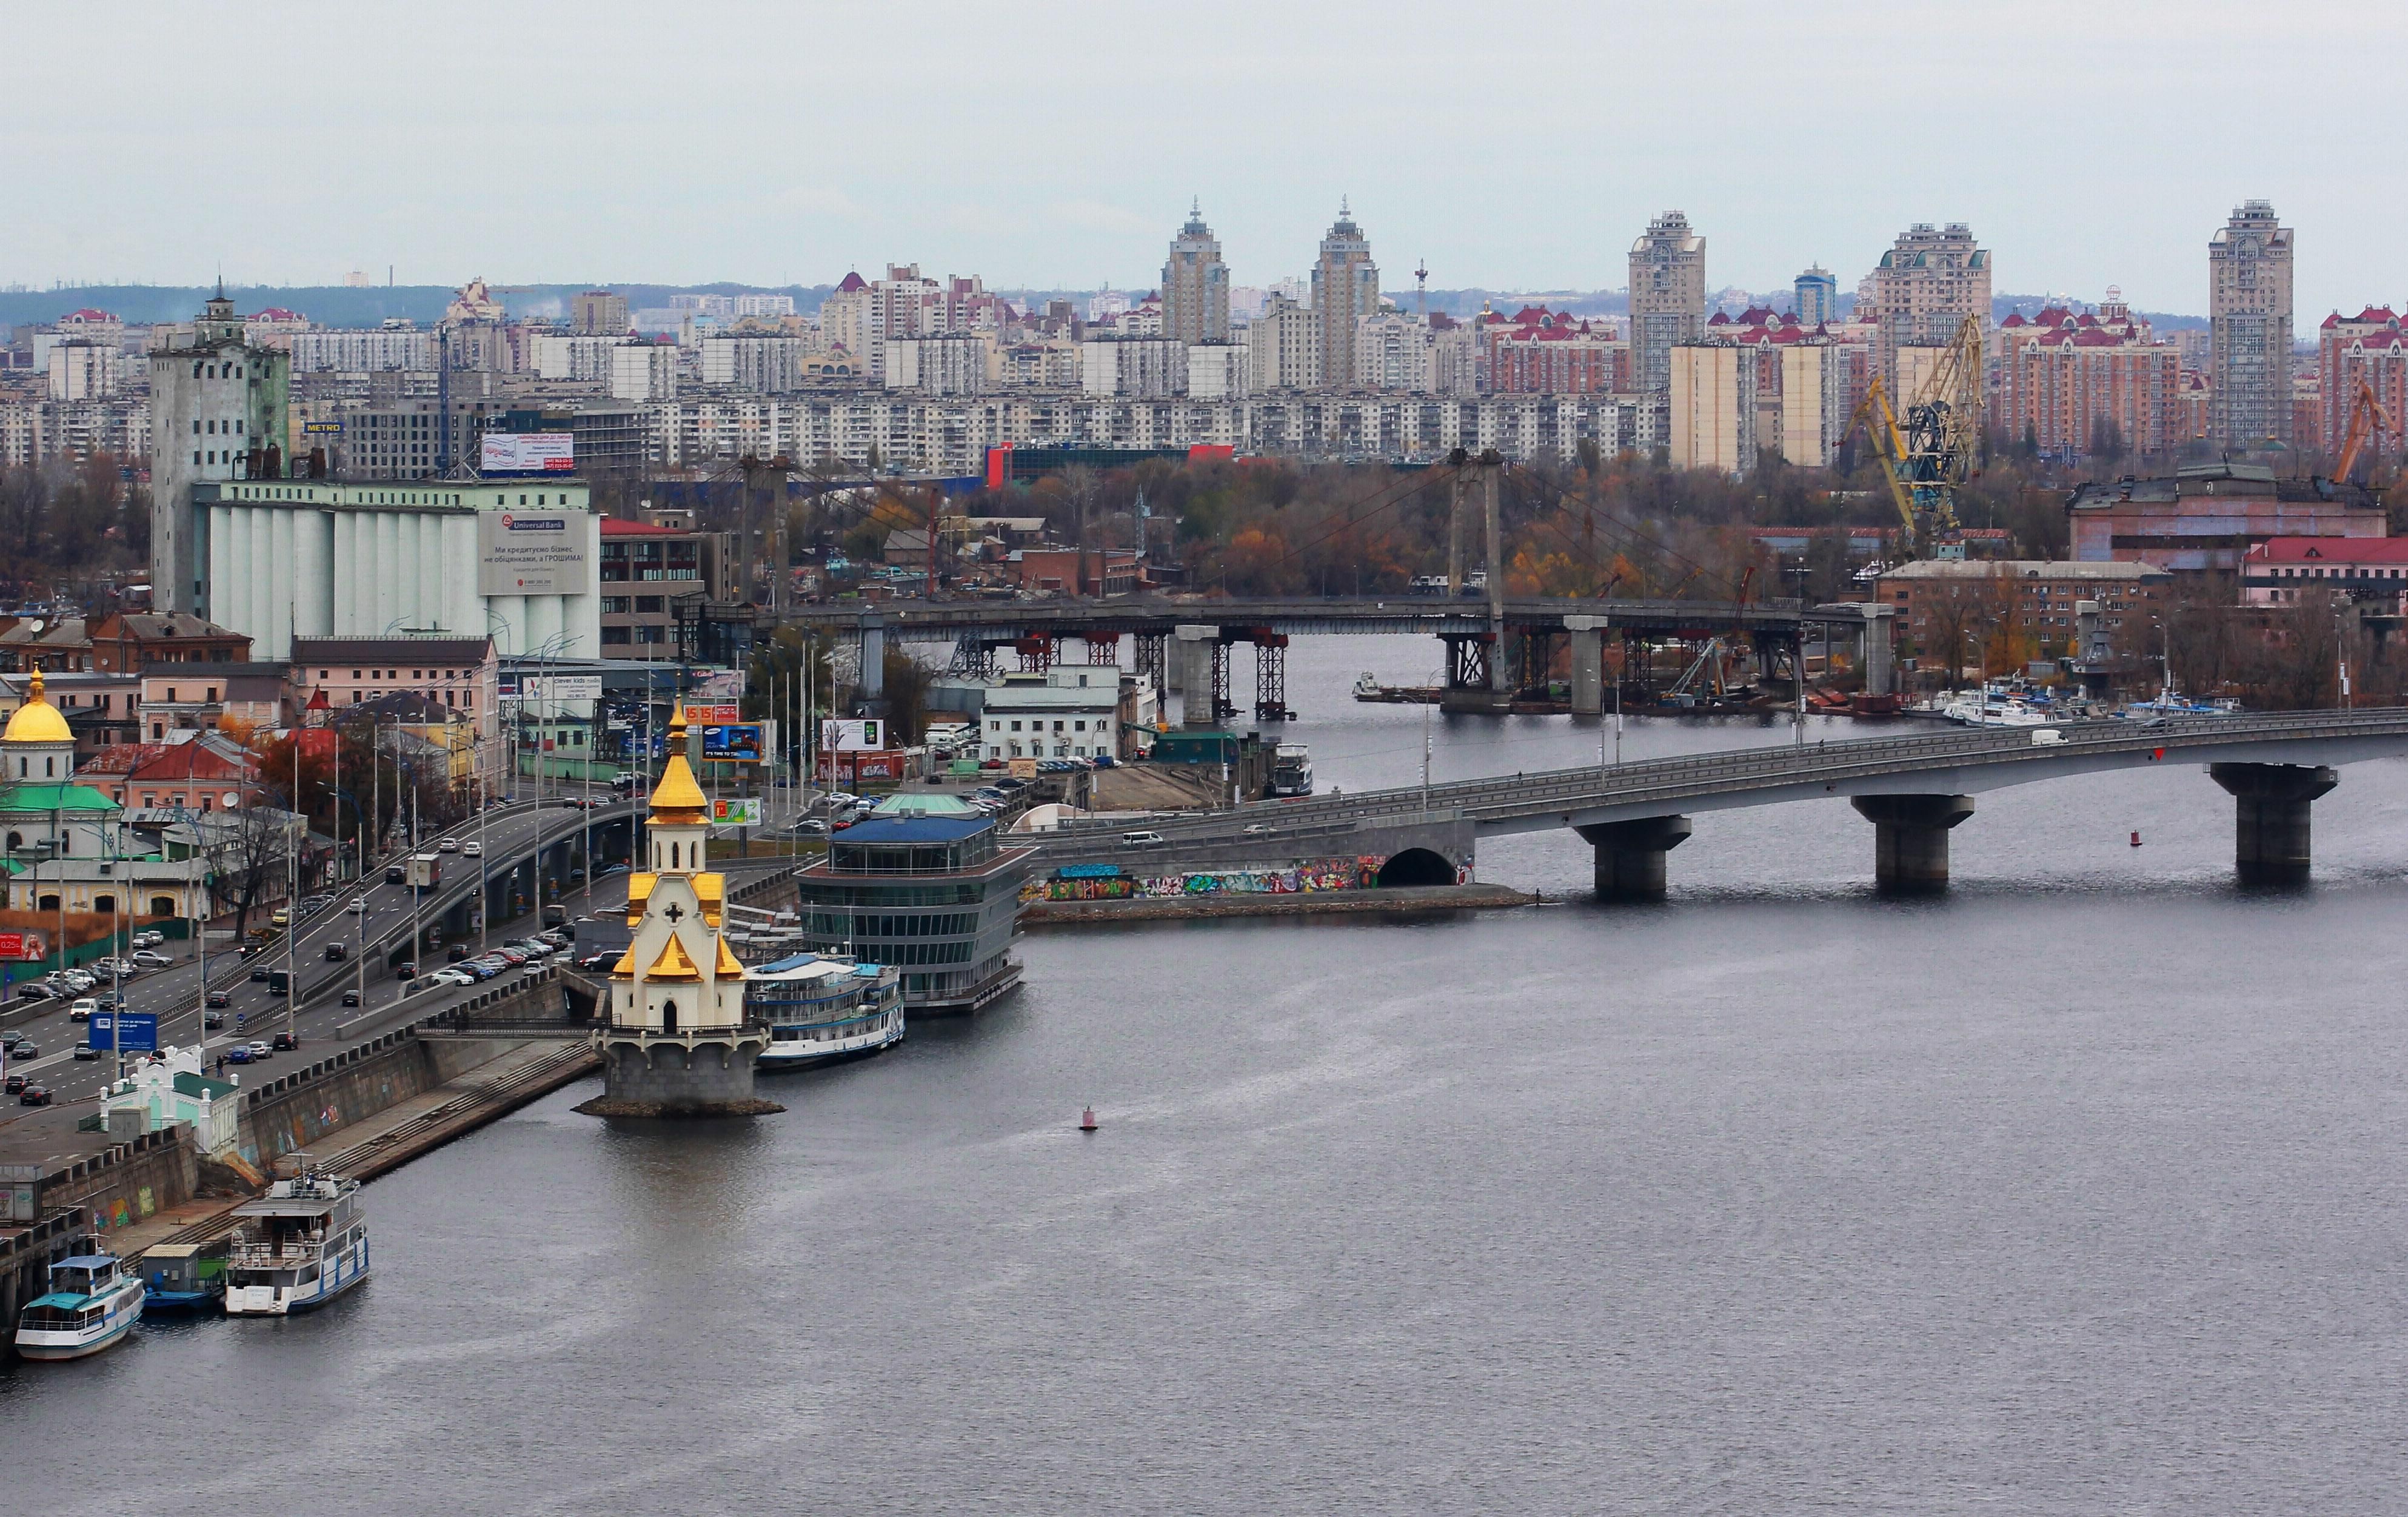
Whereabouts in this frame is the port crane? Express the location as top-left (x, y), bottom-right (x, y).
top-left (1846, 312), bottom-right (1985, 560)
top-left (2328, 375), bottom-right (2395, 484)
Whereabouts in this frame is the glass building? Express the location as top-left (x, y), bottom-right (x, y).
top-left (794, 814), bottom-right (1029, 1012)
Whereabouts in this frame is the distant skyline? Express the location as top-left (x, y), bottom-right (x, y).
top-left (7, 1), bottom-right (2403, 321)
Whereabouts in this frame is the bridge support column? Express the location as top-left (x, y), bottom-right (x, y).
top-left (1176, 624), bottom-right (1219, 729)
top-left (1564, 616), bottom-right (1606, 716)
top-left (2210, 763), bottom-right (2336, 886)
top-left (858, 612), bottom-right (886, 702)
top-left (1577, 815), bottom-right (1691, 903)
top-left (1862, 605), bottom-right (1895, 698)
top-left (1851, 794), bottom-right (1974, 894)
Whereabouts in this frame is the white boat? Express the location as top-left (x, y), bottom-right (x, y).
top-left (224, 1169), bottom-right (370, 1316)
top-left (1352, 671), bottom-right (1381, 698)
top-left (14, 1253), bottom-right (144, 1361)
top-left (748, 953), bottom-right (906, 1071)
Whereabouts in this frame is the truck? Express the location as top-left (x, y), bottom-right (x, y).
top-left (267, 968), bottom-right (292, 997)
top-left (407, 852), bottom-right (441, 892)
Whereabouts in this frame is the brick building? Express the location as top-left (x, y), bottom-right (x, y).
top-left (1999, 297), bottom-right (2181, 459)
top-left (2314, 306), bottom-right (2408, 463)
top-left (2066, 462), bottom-right (2384, 573)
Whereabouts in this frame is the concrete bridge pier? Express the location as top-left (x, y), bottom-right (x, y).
top-left (1176, 624), bottom-right (1219, 728)
top-left (1862, 605), bottom-right (1895, 698)
top-left (1851, 794), bottom-right (1975, 894)
top-left (858, 612), bottom-right (886, 701)
top-left (2210, 763), bottom-right (2337, 886)
top-left (1564, 616), bottom-right (1606, 716)
top-left (1577, 815), bottom-right (1691, 902)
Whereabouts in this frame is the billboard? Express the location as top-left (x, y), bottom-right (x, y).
top-left (820, 718), bottom-right (885, 752)
top-left (701, 723), bottom-right (763, 762)
top-left (478, 511), bottom-right (593, 596)
top-left (711, 797), bottom-right (763, 829)
top-left (518, 675), bottom-right (605, 703)
top-left (685, 703), bottom-right (741, 725)
top-left (86, 1012), bottom-right (158, 1053)
top-left (694, 669), bottom-right (746, 703)
top-left (480, 432), bottom-right (575, 474)
top-left (0, 930), bottom-right (45, 961)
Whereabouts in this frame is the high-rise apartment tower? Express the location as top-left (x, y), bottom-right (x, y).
top-left (1794, 265), bottom-right (1838, 327)
top-left (2209, 199), bottom-right (2294, 450)
top-left (1311, 202), bottom-right (1380, 393)
top-left (1867, 223), bottom-right (1991, 390)
top-left (1628, 212), bottom-right (1706, 393)
top-left (1161, 202), bottom-right (1231, 346)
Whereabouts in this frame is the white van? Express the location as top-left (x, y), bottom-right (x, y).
top-left (2030, 728), bottom-right (2064, 746)
top-left (1119, 831), bottom-right (1166, 849)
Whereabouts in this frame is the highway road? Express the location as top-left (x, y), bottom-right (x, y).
top-left (0, 797), bottom-right (643, 1162)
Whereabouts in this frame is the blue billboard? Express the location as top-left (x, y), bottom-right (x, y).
top-left (86, 1012), bottom-right (158, 1053)
top-left (701, 723), bottom-right (764, 762)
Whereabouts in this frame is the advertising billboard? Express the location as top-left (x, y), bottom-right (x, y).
top-left (694, 669), bottom-right (746, 703)
top-left (85, 1012), bottom-right (158, 1053)
top-left (701, 723), bottom-right (763, 762)
top-left (685, 703), bottom-right (741, 725)
top-left (478, 511), bottom-right (593, 596)
top-left (480, 432), bottom-right (575, 475)
top-left (819, 718), bottom-right (885, 752)
top-left (710, 797), bottom-right (763, 829)
top-left (0, 930), bottom-right (45, 961)
top-left (518, 675), bottom-right (605, 703)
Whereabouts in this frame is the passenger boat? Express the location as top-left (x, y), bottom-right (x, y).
top-left (747, 953), bottom-right (906, 1071)
top-left (15, 1253), bottom-right (145, 1360)
top-left (139, 1241), bottom-right (228, 1315)
top-left (224, 1168), bottom-right (370, 1316)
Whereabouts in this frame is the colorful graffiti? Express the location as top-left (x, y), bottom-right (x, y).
top-left (1026, 856), bottom-right (1391, 903)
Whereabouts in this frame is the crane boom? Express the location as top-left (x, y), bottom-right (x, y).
top-left (1845, 313), bottom-right (1985, 560)
top-left (2333, 375), bottom-right (2394, 482)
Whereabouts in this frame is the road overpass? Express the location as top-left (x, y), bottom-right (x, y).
top-left (1025, 709), bottom-right (2408, 897)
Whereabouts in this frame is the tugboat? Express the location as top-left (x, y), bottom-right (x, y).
top-left (748, 953), bottom-right (906, 1071)
top-left (224, 1166), bottom-right (370, 1316)
top-left (15, 1252), bottom-right (145, 1360)
top-left (139, 1242), bottom-right (229, 1315)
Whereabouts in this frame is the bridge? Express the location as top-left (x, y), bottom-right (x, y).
top-left (1023, 709), bottom-right (2408, 896)
top-left (795, 595), bottom-right (1894, 721)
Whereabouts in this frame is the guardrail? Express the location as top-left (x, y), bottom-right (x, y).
top-left (1031, 708), bottom-right (2408, 851)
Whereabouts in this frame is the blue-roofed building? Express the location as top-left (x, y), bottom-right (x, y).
top-left (794, 812), bottom-right (1029, 1013)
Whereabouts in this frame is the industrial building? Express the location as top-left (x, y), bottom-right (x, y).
top-left (191, 476), bottom-right (600, 661)
top-left (2066, 463), bottom-right (2381, 574)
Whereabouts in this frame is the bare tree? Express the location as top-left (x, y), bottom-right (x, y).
top-left (199, 808), bottom-right (296, 943)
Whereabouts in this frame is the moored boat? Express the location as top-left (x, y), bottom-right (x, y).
top-left (748, 953), bottom-right (905, 1071)
top-left (224, 1168), bottom-right (369, 1316)
top-left (139, 1241), bottom-right (228, 1315)
top-left (15, 1253), bottom-right (145, 1360)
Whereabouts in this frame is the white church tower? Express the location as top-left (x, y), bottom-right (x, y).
top-left (580, 702), bottom-right (777, 1117)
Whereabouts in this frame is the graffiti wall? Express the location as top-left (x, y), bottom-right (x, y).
top-left (1025, 856), bottom-right (1388, 903)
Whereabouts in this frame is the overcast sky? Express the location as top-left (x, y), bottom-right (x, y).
top-left (10, 1), bottom-right (2402, 316)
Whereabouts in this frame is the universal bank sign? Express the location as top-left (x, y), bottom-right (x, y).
top-left (478, 510), bottom-right (594, 596)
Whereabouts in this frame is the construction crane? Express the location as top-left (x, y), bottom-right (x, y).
top-left (1847, 312), bottom-right (1985, 560)
top-left (2330, 375), bottom-right (2395, 483)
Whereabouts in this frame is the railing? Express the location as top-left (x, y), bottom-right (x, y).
top-left (1031, 708), bottom-right (2408, 850)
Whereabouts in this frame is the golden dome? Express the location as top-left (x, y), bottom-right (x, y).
top-left (645, 934), bottom-right (701, 981)
top-left (4, 669), bottom-right (73, 746)
top-left (646, 700), bottom-right (708, 821)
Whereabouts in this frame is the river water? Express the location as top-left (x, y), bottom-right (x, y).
top-left (10, 635), bottom-right (2408, 1514)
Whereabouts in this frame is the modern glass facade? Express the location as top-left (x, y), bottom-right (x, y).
top-left (794, 816), bottom-right (1029, 1011)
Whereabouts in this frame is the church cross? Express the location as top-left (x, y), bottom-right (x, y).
top-left (663, 902), bottom-right (686, 923)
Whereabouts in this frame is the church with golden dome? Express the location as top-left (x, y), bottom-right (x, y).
top-left (578, 702), bottom-right (778, 1117)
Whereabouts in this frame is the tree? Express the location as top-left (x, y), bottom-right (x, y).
top-left (1914, 568), bottom-right (2012, 687)
top-left (199, 806), bottom-right (297, 942)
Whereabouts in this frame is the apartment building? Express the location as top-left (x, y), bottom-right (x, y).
top-left (1999, 294), bottom-right (2181, 458)
top-left (1628, 212), bottom-right (1706, 393)
top-left (2209, 199), bottom-right (2294, 450)
top-left (1311, 203), bottom-right (1380, 393)
top-left (1161, 204), bottom-right (1232, 346)
top-left (1867, 223), bottom-right (1991, 389)
top-left (2315, 306), bottom-right (2408, 461)
top-left (598, 517), bottom-right (733, 658)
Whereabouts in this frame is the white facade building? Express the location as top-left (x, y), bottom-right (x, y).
top-left (1080, 339), bottom-right (1187, 398)
top-left (1354, 313), bottom-right (1432, 393)
top-left (47, 341), bottom-right (122, 401)
top-left (148, 291), bottom-right (292, 617)
top-left (1187, 344), bottom-right (1251, 401)
top-left (1248, 295), bottom-right (1321, 390)
top-left (193, 476), bottom-right (601, 661)
top-left (978, 666), bottom-right (1122, 760)
top-left (290, 326), bottom-right (435, 372)
top-left (698, 335), bottom-right (822, 392)
top-left (533, 334), bottom-right (632, 383)
top-left (610, 344), bottom-right (679, 402)
top-left (883, 335), bottom-right (992, 395)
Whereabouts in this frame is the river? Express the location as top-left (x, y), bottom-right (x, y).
top-left (8, 634), bottom-right (2408, 1514)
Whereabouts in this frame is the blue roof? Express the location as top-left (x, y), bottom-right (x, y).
top-left (53, 1255), bottom-right (116, 1270)
top-left (758, 953), bottom-right (820, 973)
top-left (835, 816), bottom-right (992, 843)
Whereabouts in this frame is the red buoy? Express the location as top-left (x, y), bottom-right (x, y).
top-left (2130, 831), bottom-right (2142, 848)
top-left (1079, 1106), bottom-right (1099, 1132)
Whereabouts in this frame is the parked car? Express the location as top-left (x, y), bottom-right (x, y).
top-left (340, 990), bottom-right (362, 1007)
top-left (245, 1040), bottom-right (272, 1060)
top-left (577, 951), bottom-right (617, 971)
top-left (131, 929), bottom-right (164, 949)
top-left (15, 983), bottom-right (52, 1002)
top-left (225, 1045), bottom-right (253, 1065)
top-left (132, 949), bottom-right (172, 969)
top-left (271, 1031), bottom-right (298, 1051)
top-left (62, 971), bottom-right (96, 993)
top-left (68, 999), bottom-right (96, 1022)
top-left (427, 970), bottom-right (473, 989)
top-left (493, 949), bottom-right (528, 966)
top-left (19, 1084), bottom-right (52, 1106)
top-left (205, 989), bottom-right (232, 1010)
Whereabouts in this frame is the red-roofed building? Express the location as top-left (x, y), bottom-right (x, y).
top-left (2315, 306), bottom-right (2408, 464)
top-left (1480, 306), bottom-right (1626, 394)
top-left (2242, 535), bottom-right (2408, 612)
top-left (1999, 291), bottom-right (2181, 458)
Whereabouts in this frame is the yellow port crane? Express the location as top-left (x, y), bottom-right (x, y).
top-left (1848, 313), bottom-right (1986, 560)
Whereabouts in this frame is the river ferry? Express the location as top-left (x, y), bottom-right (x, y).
top-left (15, 1253), bottom-right (145, 1360)
top-left (748, 953), bottom-right (905, 1071)
top-left (224, 1168), bottom-right (369, 1316)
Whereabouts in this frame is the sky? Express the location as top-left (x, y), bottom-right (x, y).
top-left (9, 0), bottom-right (2404, 318)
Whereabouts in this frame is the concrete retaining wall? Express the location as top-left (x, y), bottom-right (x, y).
top-left (47, 1125), bottom-right (198, 1245)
